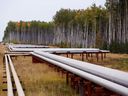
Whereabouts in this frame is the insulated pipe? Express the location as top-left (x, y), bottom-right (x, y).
top-left (5, 55), bottom-right (14, 96)
top-left (9, 45), bottom-right (100, 52)
top-left (32, 52), bottom-right (128, 96)
top-left (33, 51), bottom-right (128, 87)
top-left (7, 55), bottom-right (25, 96)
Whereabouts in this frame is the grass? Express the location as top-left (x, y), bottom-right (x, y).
top-left (104, 58), bottom-right (128, 71)
top-left (61, 53), bottom-right (128, 72)
top-left (13, 56), bottom-right (78, 96)
top-left (0, 44), bottom-right (128, 96)
top-left (92, 53), bottom-right (128, 72)
top-left (0, 44), bottom-right (7, 96)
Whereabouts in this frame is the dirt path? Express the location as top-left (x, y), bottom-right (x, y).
top-left (0, 44), bottom-right (6, 96)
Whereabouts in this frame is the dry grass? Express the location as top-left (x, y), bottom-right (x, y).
top-left (61, 53), bottom-right (128, 72)
top-left (102, 53), bottom-right (128, 72)
top-left (0, 44), bottom-right (128, 96)
top-left (0, 44), bottom-right (78, 96)
top-left (13, 56), bottom-right (78, 96)
top-left (0, 44), bottom-right (7, 96)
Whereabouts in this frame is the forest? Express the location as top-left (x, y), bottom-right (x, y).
top-left (3, 0), bottom-right (128, 53)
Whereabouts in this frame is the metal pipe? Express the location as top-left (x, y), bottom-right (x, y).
top-left (5, 55), bottom-right (14, 96)
top-left (7, 55), bottom-right (25, 96)
top-left (32, 52), bottom-right (128, 96)
top-left (33, 51), bottom-right (128, 87)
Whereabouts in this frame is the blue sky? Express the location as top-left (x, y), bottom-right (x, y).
top-left (0, 0), bottom-right (106, 41)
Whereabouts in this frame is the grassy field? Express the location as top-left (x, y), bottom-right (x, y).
top-left (0, 44), bottom-right (128, 96)
top-left (61, 53), bottom-right (128, 72)
top-left (101, 53), bottom-right (128, 72)
top-left (13, 56), bottom-right (78, 96)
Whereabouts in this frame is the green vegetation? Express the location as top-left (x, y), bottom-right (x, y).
top-left (3, 21), bottom-right (54, 44)
top-left (56, 41), bottom-right (71, 48)
top-left (109, 42), bottom-right (128, 53)
top-left (104, 58), bottom-right (128, 71)
top-left (3, 4), bottom-right (109, 48)
top-left (53, 5), bottom-right (109, 48)
top-left (68, 53), bottom-right (128, 72)
top-left (3, 1), bottom-right (128, 53)
top-left (106, 0), bottom-right (128, 53)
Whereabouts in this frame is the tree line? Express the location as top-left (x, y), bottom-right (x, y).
top-left (3, 4), bottom-right (109, 48)
top-left (3, 1), bottom-right (128, 53)
top-left (106, 0), bottom-right (128, 53)
top-left (3, 21), bottom-right (54, 45)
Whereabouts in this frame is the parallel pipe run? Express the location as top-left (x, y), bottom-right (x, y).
top-left (31, 52), bottom-right (128, 96)
top-left (8, 44), bottom-right (49, 48)
top-left (5, 55), bottom-right (14, 96)
top-left (7, 55), bottom-right (25, 96)
top-left (33, 51), bottom-right (128, 87)
top-left (8, 44), bottom-right (100, 52)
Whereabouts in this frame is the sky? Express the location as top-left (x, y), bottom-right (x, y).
top-left (0, 0), bottom-right (106, 41)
